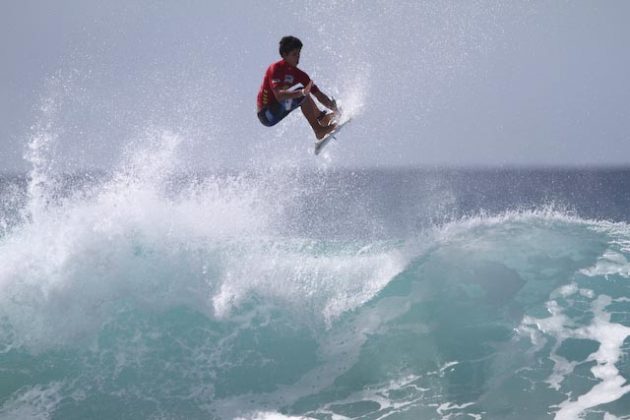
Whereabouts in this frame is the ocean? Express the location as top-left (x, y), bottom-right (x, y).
top-left (1, 140), bottom-right (630, 420)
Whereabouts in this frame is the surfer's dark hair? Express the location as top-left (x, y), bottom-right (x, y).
top-left (279, 36), bottom-right (303, 56)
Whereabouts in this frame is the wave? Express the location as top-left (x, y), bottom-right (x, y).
top-left (2, 134), bottom-right (630, 418)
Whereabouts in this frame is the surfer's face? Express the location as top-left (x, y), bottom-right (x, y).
top-left (283, 48), bottom-right (301, 67)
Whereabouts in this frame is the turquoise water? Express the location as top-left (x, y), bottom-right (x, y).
top-left (2, 141), bottom-right (630, 419)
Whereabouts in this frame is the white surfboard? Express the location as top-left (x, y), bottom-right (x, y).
top-left (314, 118), bottom-right (352, 155)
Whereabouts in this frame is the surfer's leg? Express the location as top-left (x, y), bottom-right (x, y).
top-left (300, 96), bottom-right (336, 139)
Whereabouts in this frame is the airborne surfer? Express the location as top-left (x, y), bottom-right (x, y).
top-left (256, 36), bottom-right (339, 140)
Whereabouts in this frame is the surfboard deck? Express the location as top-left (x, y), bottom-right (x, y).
top-left (314, 118), bottom-right (352, 155)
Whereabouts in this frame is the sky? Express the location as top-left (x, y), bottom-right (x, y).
top-left (2, 0), bottom-right (630, 173)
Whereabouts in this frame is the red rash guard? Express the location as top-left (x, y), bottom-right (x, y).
top-left (256, 59), bottom-right (320, 111)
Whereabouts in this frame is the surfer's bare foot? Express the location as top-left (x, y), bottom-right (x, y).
top-left (315, 123), bottom-right (337, 140)
top-left (317, 111), bottom-right (337, 127)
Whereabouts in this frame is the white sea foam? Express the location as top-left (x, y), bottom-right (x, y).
top-left (235, 412), bottom-right (313, 420)
top-left (518, 285), bottom-right (630, 420)
top-left (436, 401), bottom-right (476, 418)
top-left (581, 250), bottom-right (630, 278)
top-left (553, 295), bottom-right (630, 419)
top-left (0, 382), bottom-right (64, 420)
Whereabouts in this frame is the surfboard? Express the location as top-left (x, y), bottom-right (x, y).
top-left (314, 118), bottom-right (352, 155)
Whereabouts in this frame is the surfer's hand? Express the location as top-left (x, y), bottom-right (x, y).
top-left (302, 81), bottom-right (313, 96)
top-left (330, 98), bottom-right (338, 111)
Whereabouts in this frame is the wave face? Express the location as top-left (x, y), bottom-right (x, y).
top-left (2, 144), bottom-right (630, 419)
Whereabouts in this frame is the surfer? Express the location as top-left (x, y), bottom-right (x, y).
top-left (256, 36), bottom-right (339, 139)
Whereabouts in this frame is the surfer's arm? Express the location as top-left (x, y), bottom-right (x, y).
top-left (272, 80), bottom-right (312, 102)
top-left (313, 90), bottom-right (337, 111)
top-left (271, 87), bottom-right (305, 101)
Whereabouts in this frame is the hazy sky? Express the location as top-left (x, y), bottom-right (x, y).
top-left (2, 1), bottom-right (630, 172)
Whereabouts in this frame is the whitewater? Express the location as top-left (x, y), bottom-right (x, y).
top-left (1, 126), bottom-right (630, 419)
